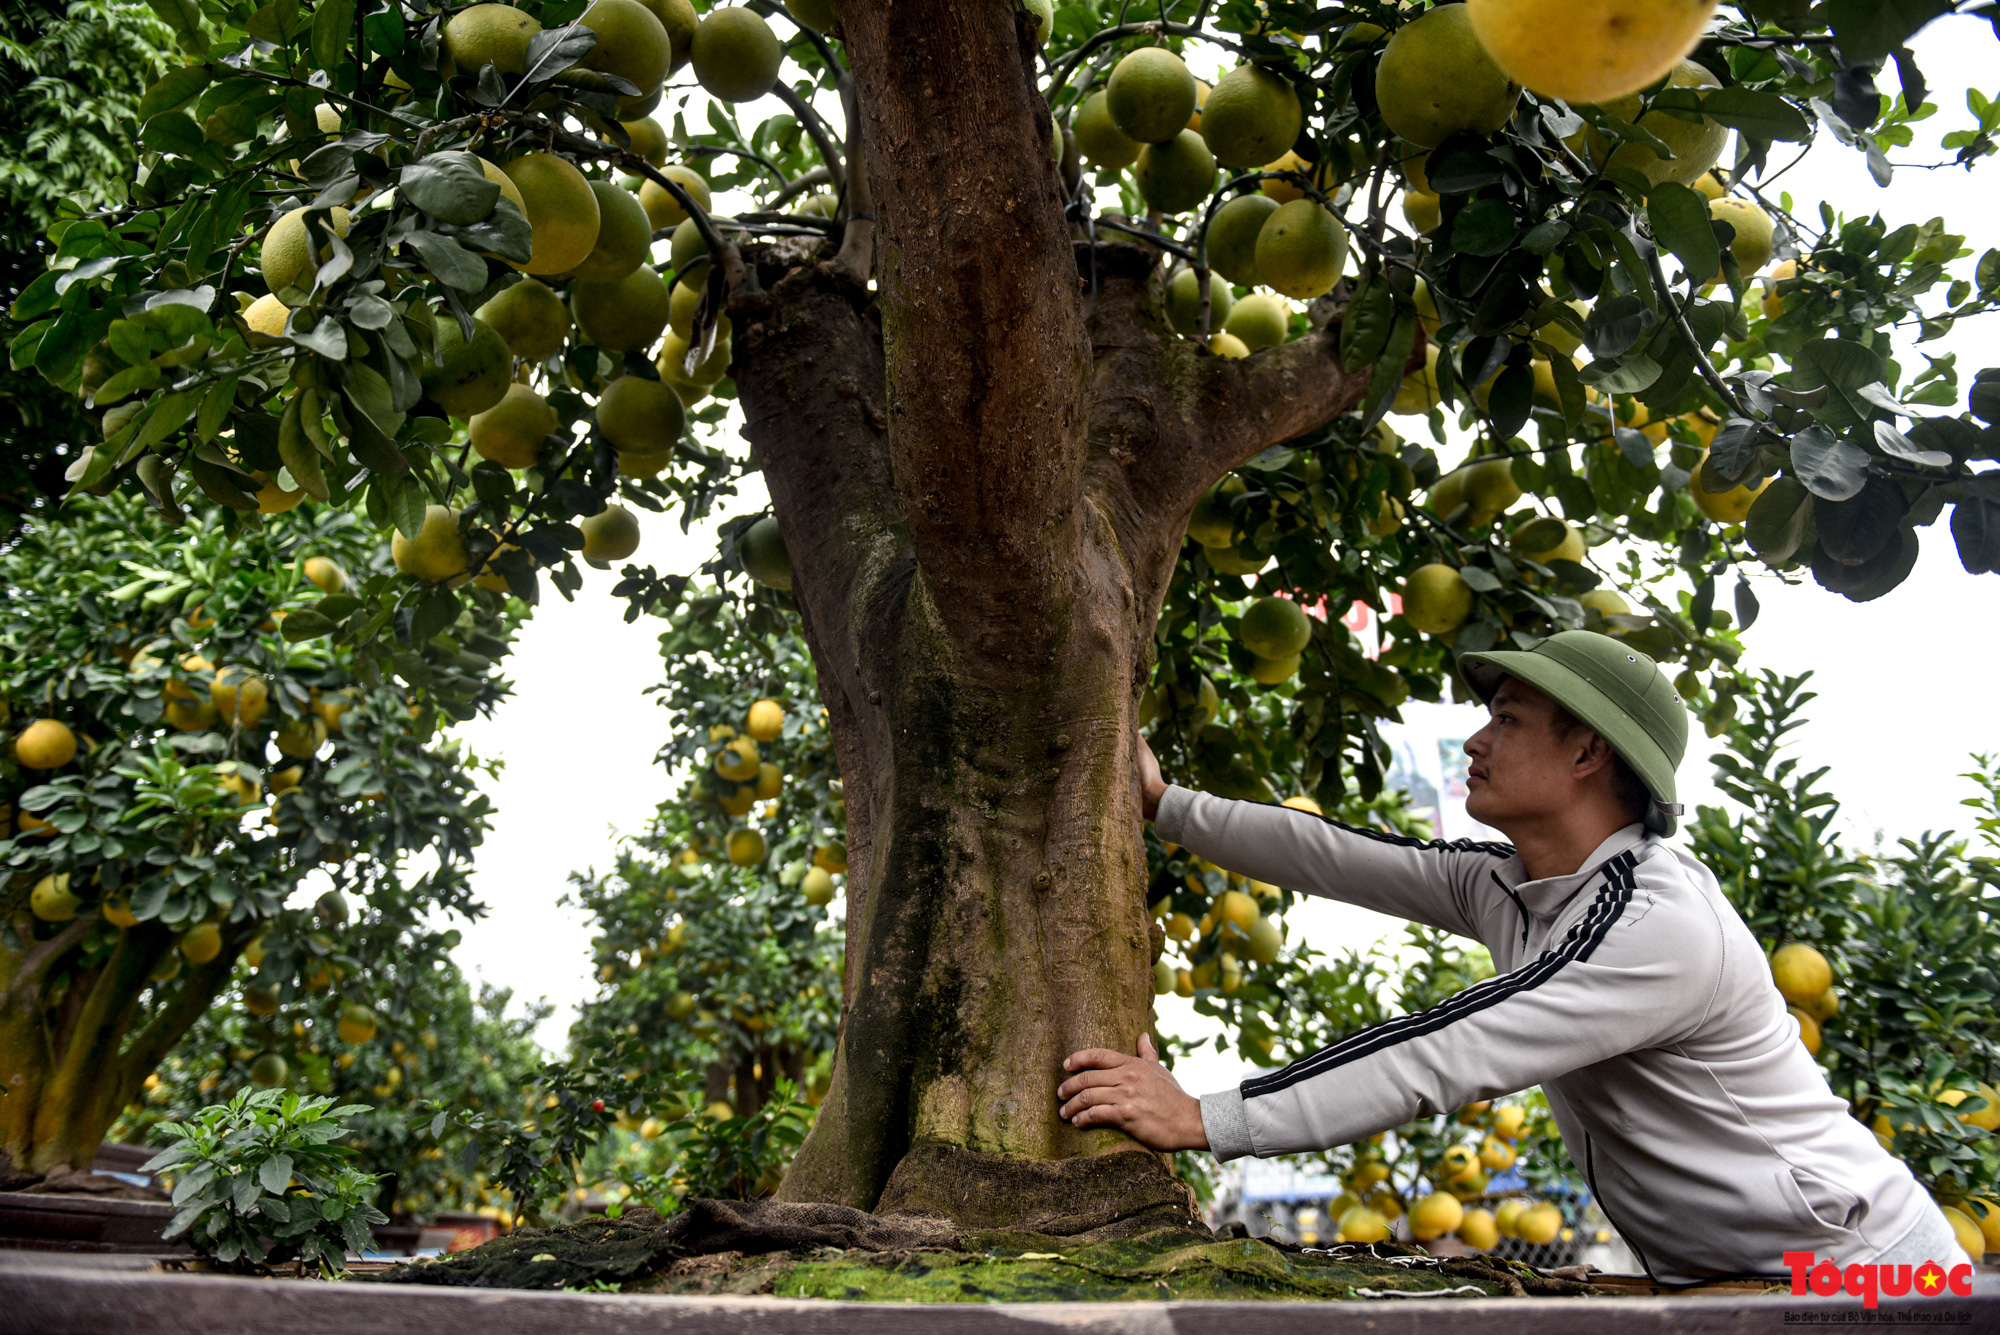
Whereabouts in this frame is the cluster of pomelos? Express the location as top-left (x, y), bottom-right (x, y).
top-left (1326, 1099), bottom-right (1564, 1252)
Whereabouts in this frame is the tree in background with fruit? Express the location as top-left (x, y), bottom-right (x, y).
top-left (1691, 669), bottom-right (2000, 1263)
top-left (11, 0), bottom-right (2000, 1226)
top-left (0, 494), bottom-right (513, 1181)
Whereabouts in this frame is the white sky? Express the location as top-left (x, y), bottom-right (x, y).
top-left (447, 17), bottom-right (2000, 1085)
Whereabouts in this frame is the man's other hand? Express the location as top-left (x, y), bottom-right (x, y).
top-left (1137, 733), bottom-right (1166, 821)
top-left (1058, 1034), bottom-right (1207, 1151)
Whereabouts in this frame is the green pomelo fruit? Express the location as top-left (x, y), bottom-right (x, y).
top-left (1205, 193), bottom-right (1278, 286)
top-left (1135, 130), bottom-right (1217, 215)
top-left (1201, 63), bottom-right (1303, 169)
top-left (478, 278), bottom-right (571, 360)
top-left (573, 267), bottom-right (671, 352)
top-left (420, 317), bottom-right (512, 417)
top-left (568, 179), bottom-right (653, 281)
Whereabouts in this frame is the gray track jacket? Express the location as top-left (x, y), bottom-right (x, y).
top-left (1157, 786), bottom-right (1946, 1284)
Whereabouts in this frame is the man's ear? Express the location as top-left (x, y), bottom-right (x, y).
top-left (1572, 731), bottom-right (1618, 779)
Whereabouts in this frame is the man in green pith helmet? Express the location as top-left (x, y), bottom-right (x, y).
top-left (1057, 632), bottom-right (1970, 1285)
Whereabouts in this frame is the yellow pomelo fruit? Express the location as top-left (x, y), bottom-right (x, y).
top-left (634, 0), bottom-right (695, 71)
top-left (165, 698), bottom-right (218, 732)
top-left (668, 216), bottom-right (717, 279)
top-left (1187, 477), bottom-right (1245, 547)
top-left (726, 827), bottom-right (767, 867)
top-left (1255, 199), bottom-right (1348, 299)
top-left (1493, 1197), bottom-right (1527, 1236)
top-left (1403, 563), bottom-right (1472, 635)
top-left (1398, 145), bottom-right (1433, 193)
top-left (1762, 258), bottom-right (1798, 319)
top-left (1943, 1205), bottom-right (1986, 1260)
top-left (478, 156), bottom-right (526, 215)
top-left (244, 982), bottom-right (282, 1017)
top-left (1223, 292), bottom-right (1290, 352)
top-left (261, 206), bottom-right (351, 294)
top-left (786, 0), bottom-right (836, 33)
top-left (180, 921), bottom-right (222, 963)
top-left (1710, 197), bottom-right (1774, 276)
top-left (1457, 1207), bottom-right (1500, 1250)
top-left (253, 471), bottom-right (304, 514)
top-left (1512, 517), bottom-right (1584, 565)
top-left (1393, 343), bottom-right (1442, 415)
top-left (741, 515), bottom-right (793, 589)
top-left (573, 267), bottom-right (671, 352)
top-left (1961, 1084), bottom-right (2000, 1133)
top-left (717, 738), bottom-right (760, 781)
top-left (638, 165), bottom-right (713, 231)
top-left (1260, 149), bottom-right (1331, 204)
top-left (1205, 541), bottom-right (1265, 575)
top-left (1204, 192), bottom-right (1278, 286)
top-left (1152, 959), bottom-right (1175, 994)
top-left (596, 373), bottom-right (686, 455)
top-left (503, 152), bottom-right (601, 276)
top-left (1246, 914), bottom-right (1283, 963)
top-left (1337, 1205), bottom-right (1392, 1243)
top-left (103, 896), bottom-right (140, 928)
top-left (1582, 59), bottom-right (1725, 190)
top-left (581, 503), bottom-right (642, 562)
top-left (1207, 331), bottom-right (1250, 359)
top-left (244, 293), bottom-right (291, 340)
top-left (1409, 1191), bottom-right (1464, 1240)
top-left (1106, 46), bottom-right (1198, 144)
top-left (1579, 588), bottom-right (1631, 617)
top-left (338, 1004), bottom-right (379, 1044)
top-left (813, 841), bottom-right (848, 874)
top-left (1200, 63), bottom-right (1301, 169)
top-left (1440, 1143), bottom-right (1479, 1178)
top-left (1216, 890), bottom-right (1261, 934)
top-left (31, 873), bottom-right (79, 922)
top-left (16, 718), bottom-right (78, 769)
top-left (579, 0), bottom-right (671, 117)
top-left (211, 670), bottom-right (269, 726)
top-left (719, 785), bottom-right (756, 816)
top-left (621, 116), bottom-right (668, 166)
top-left (273, 714), bottom-right (324, 760)
top-left (568, 179), bottom-right (653, 282)
top-left (1402, 189), bottom-right (1441, 235)
top-left (691, 7), bottom-right (781, 103)
top-left (478, 278), bottom-right (571, 360)
top-left (1165, 268), bottom-right (1233, 338)
top-left (1770, 943), bottom-right (1833, 1005)
top-left (443, 3), bottom-right (541, 75)
top-left (470, 382), bottom-right (557, 470)
top-left (656, 320), bottom-right (733, 385)
top-left (1515, 1201), bottom-right (1563, 1245)
top-left (1282, 797), bottom-right (1322, 820)
top-left (1412, 276), bottom-right (1441, 331)
top-left (666, 277), bottom-right (706, 338)
top-left (1467, 0), bottom-right (1718, 107)
top-left (1238, 595), bottom-right (1312, 658)
top-left (1375, 5), bottom-right (1521, 149)
top-left (312, 102), bottom-right (340, 133)
top-left (302, 555), bottom-right (346, 591)
top-left (665, 990), bottom-right (697, 1020)
top-left (802, 865), bottom-right (837, 906)
top-left (754, 762), bottom-right (783, 800)
top-left (249, 1052), bottom-right (288, 1086)
top-left (393, 505), bottom-right (471, 583)
top-left (1250, 646), bottom-right (1300, 680)
top-left (1135, 130), bottom-right (1216, 214)
top-left (1479, 1135), bottom-right (1517, 1171)
top-left (1690, 449), bottom-right (1770, 524)
top-left (1369, 496), bottom-right (1405, 537)
top-left (1073, 90), bottom-right (1141, 170)
top-left (746, 698), bottom-right (784, 741)
top-left (1491, 1105), bottom-right (1528, 1139)
top-left (420, 316), bottom-right (512, 417)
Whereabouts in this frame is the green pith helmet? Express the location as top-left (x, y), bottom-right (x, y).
top-left (1458, 631), bottom-right (1689, 835)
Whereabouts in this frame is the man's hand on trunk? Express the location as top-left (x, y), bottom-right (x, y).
top-left (1058, 1034), bottom-right (1207, 1151)
top-left (1137, 732), bottom-right (1166, 822)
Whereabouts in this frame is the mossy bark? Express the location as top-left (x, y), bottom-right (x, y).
top-left (1, 914), bottom-right (243, 1178)
top-left (716, 0), bottom-right (1374, 1230)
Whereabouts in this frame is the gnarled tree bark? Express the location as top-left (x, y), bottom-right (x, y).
top-left (715, 0), bottom-right (1374, 1229)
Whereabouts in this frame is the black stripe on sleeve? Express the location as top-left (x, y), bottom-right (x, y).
top-left (1210, 792), bottom-right (1517, 863)
top-left (1241, 850), bottom-right (1639, 1100)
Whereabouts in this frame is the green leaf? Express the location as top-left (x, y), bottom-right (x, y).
top-left (1820, 0), bottom-right (1952, 66)
top-left (1699, 88), bottom-right (1811, 144)
top-left (280, 609), bottom-right (338, 641)
top-left (142, 111), bottom-right (204, 156)
top-left (1789, 340), bottom-right (1888, 431)
top-left (134, 389), bottom-right (200, 453)
top-left (400, 152), bottom-right (501, 225)
top-left (139, 65), bottom-right (212, 121)
top-left (1448, 198), bottom-right (1517, 258)
top-left (412, 588), bottom-right (461, 643)
top-left (197, 376), bottom-right (237, 442)
top-left (1789, 426), bottom-right (1871, 502)
top-left (311, 0), bottom-right (356, 72)
top-left (375, 473), bottom-right (428, 539)
top-left (1646, 182), bottom-right (1720, 286)
top-left (402, 230), bottom-right (490, 292)
top-left (278, 395), bottom-right (331, 501)
top-left (189, 456), bottom-right (259, 510)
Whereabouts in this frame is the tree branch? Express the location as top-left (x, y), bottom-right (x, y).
top-left (3, 919), bottom-right (94, 1011)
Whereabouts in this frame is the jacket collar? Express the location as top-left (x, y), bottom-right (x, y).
top-left (1496, 823), bottom-right (1649, 919)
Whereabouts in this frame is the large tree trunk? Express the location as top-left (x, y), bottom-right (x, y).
top-left (1, 916), bottom-right (242, 1178)
top-left (718, 0), bottom-right (1373, 1230)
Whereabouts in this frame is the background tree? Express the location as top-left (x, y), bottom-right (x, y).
top-left (14, 0), bottom-right (2000, 1228)
top-left (0, 494), bottom-right (514, 1179)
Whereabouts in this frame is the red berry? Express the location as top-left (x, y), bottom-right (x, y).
top-left (591, 1099), bottom-right (606, 1113)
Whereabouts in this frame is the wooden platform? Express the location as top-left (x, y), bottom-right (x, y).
top-left (1, 1260), bottom-right (1995, 1334)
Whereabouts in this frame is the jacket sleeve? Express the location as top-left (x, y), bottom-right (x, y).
top-left (1200, 848), bottom-right (1715, 1161)
top-left (1154, 785), bottom-right (1513, 942)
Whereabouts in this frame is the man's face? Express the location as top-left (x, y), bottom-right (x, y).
top-left (1463, 678), bottom-right (1579, 828)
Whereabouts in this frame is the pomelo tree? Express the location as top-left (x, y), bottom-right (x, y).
top-left (14, 0), bottom-right (2000, 1227)
top-left (0, 495), bottom-right (512, 1179)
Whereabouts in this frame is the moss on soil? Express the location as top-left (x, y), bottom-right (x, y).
top-left (632, 1229), bottom-right (1521, 1302)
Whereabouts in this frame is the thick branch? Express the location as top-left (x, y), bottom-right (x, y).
top-left (839, 0), bottom-right (1089, 648)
